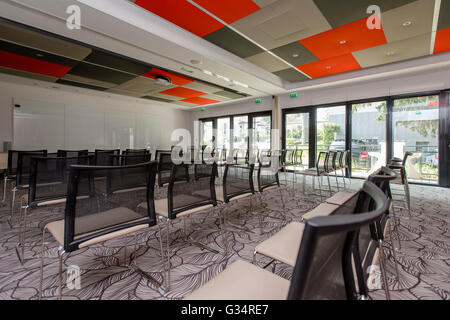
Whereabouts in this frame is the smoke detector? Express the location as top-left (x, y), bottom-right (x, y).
top-left (154, 76), bottom-right (172, 86)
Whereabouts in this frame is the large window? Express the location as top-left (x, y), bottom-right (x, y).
top-left (285, 112), bottom-right (309, 165)
top-left (282, 90), bottom-right (448, 187)
top-left (201, 120), bottom-right (213, 147)
top-left (233, 116), bottom-right (248, 150)
top-left (217, 118), bottom-right (230, 151)
top-left (252, 115), bottom-right (271, 153)
top-left (316, 106), bottom-right (346, 154)
top-left (351, 101), bottom-right (387, 178)
top-left (393, 95), bottom-right (439, 185)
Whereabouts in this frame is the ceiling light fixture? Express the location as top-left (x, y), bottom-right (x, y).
top-left (232, 80), bottom-right (249, 88)
top-left (190, 59), bottom-right (201, 65)
top-left (154, 76), bottom-right (172, 86)
top-left (181, 67), bottom-right (194, 73)
top-left (35, 53), bottom-right (44, 57)
top-left (402, 21), bottom-right (412, 27)
top-left (202, 69), bottom-right (213, 76)
top-left (292, 53), bottom-right (299, 58)
top-left (216, 74), bottom-right (230, 82)
top-left (339, 40), bottom-right (347, 44)
top-left (386, 51), bottom-right (396, 56)
top-left (326, 66), bottom-right (332, 70)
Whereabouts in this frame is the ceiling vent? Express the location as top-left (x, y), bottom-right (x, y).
top-left (154, 76), bottom-right (172, 86)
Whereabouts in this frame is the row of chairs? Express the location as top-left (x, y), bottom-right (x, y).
top-left (184, 175), bottom-right (391, 300)
top-left (36, 153), bottom-right (283, 298)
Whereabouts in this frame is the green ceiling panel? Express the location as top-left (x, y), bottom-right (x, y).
top-left (56, 79), bottom-right (108, 91)
top-left (66, 62), bottom-right (137, 85)
top-left (83, 50), bottom-right (152, 75)
top-left (273, 68), bottom-right (309, 83)
top-left (204, 26), bottom-right (264, 58)
top-left (270, 41), bottom-right (318, 66)
top-left (437, 0), bottom-right (450, 31)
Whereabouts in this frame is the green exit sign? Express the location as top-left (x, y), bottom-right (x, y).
top-left (290, 92), bottom-right (298, 98)
top-left (254, 98), bottom-right (262, 104)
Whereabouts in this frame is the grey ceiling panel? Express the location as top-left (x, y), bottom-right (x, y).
top-left (273, 68), bottom-right (309, 83)
top-left (204, 27), bottom-right (264, 58)
top-left (270, 41), bottom-right (318, 66)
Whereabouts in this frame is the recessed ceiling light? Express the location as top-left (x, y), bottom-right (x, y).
top-left (292, 53), bottom-right (299, 58)
top-left (203, 69), bottom-right (213, 76)
top-left (339, 40), bottom-right (346, 44)
top-left (181, 67), bottom-right (194, 73)
top-left (326, 66), bottom-right (332, 70)
top-left (190, 59), bottom-right (201, 65)
top-left (216, 74), bottom-right (230, 82)
top-left (386, 51), bottom-right (396, 56)
top-left (402, 21), bottom-right (412, 27)
top-left (35, 53), bottom-right (44, 57)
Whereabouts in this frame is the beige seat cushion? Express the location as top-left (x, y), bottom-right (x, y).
top-left (184, 259), bottom-right (290, 300)
top-left (325, 191), bottom-right (356, 206)
top-left (46, 207), bottom-right (149, 248)
top-left (255, 222), bottom-right (305, 267)
top-left (151, 198), bottom-right (213, 218)
top-left (301, 203), bottom-right (338, 221)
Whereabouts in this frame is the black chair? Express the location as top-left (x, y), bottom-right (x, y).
top-left (388, 152), bottom-right (412, 216)
top-left (17, 154), bottom-right (94, 264)
top-left (10, 150), bottom-right (48, 225)
top-left (215, 164), bottom-right (256, 234)
top-left (154, 149), bottom-right (171, 162)
top-left (150, 161), bottom-right (219, 290)
top-left (94, 149), bottom-right (120, 166)
top-left (123, 149), bottom-right (150, 156)
top-left (157, 152), bottom-right (188, 187)
top-left (110, 153), bottom-right (152, 166)
top-left (39, 161), bottom-right (161, 299)
top-left (185, 181), bottom-right (388, 300)
top-left (56, 150), bottom-right (89, 157)
top-left (297, 151), bottom-right (331, 200)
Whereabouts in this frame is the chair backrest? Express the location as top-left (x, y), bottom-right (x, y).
top-left (294, 149), bottom-right (303, 165)
top-left (402, 151), bottom-right (413, 166)
top-left (257, 152), bottom-right (280, 192)
top-left (217, 148), bottom-right (227, 163)
top-left (351, 167), bottom-right (397, 297)
top-left (315, 151), bottom-right (328, 175)
top-left (16, 150), bottom-right (48, 188)
top-left (287, 181), bottom-right (388, 300)
top-left (258, 149), bottom-right (271, 166)
top-left (57, 150), bottom-right (89, 158)
top-left (94, 149), bottom-right (120, 166)
top-left (123, 149), bottom-right (149, 156)
top-left (28, 155), bottom-right (94, 206)
top-left (157, 152), bottom-right (174, 187)
top-left (154, 149), bottom-right (171, 162)
top-left (167, 162), bottom-right (217, 220)
top-left (63, 161), bottom-right (157, 252)
top-left (341, 150), bottom-right (350, 169)
top-left (202, 146), bottom-right (215, 164)
top-left (335, 151), bottom-right (343, 169)
top-left (110, 154), bottom-right (152, 166)
top-left (222, 164), bottom-right (255, 202)
top-left (326, 150), bottom-right (337, 171)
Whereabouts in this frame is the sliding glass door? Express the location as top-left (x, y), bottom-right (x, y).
top-left (392, 95), bottom-right (440, 185)
top-left (351, 101), bottom-right (387, 178)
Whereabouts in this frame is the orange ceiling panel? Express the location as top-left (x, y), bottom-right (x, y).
top-left (297, 54), bottom-right (361, 79)
top-left (193, 0), bottom-right (260, 24)
top-left (299, 16), bottom-right (387, 60)
top-left (142, 67), bottom-right (193, 86)
top-left (0, 50), bottom-right (72, 78)
top-left (159, 86), bottom-right (207, 98)
top-left (434, 27), bottom-right (450, 54)
top-left (181, 96), bottom-right (220, 105)
top-left (134, 0), bottom-right (224, 37)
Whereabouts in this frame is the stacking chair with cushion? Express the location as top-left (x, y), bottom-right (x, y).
top-left (10, 150), bottom-right (48, 225)
top-left (388, 152), bottom-right (412, 215)
top-left (16, 155), bottom-right (94, 264)
top-left (184, 181), bottom-right (388, 300)
top-left (56, 150), bottom-right (89, 157)
top-left (215, 164), bottom-right (256, 231)
top-left (94, 149), bottom-right (120, 166)
top-left (296, 151), bottom-right (331, 200)
top-left (253, 189), bottom-right (358, 272)
top-left (3, 150), bottom-right (19, 203)
top-left (39, 161), bottom-right (162, 299)
top-left (150, 162), bottom-right (219, 290)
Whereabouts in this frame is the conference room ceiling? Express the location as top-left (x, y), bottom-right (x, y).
top-left (0, 19), bottom-right (249, 107)
top-left (131, 0), bottom-right (450, 82)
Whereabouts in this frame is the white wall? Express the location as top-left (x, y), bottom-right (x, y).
top-left (0, 74), bottom-right (191, 152)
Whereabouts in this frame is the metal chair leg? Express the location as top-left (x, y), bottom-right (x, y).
top-left (58, 247), bottom-right (65, 300)
top-left (377, 240), bottom-right (391, 300)
top-left (10, 188), bottom-right (16, 227)
top-left (39, 227), bottom-right (47, 300)
top-left (2, 177), bottom-right (7, 203)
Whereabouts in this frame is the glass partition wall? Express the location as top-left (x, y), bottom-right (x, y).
top-left (282, 90), bottom-right (449, 187)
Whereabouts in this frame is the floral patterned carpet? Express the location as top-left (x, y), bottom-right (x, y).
top-left (0, 177), bottom-right (448, 300)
